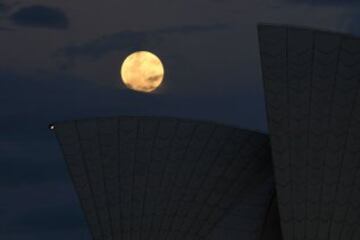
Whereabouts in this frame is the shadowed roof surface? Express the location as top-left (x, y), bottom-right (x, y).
top-left (259, 23), bottom-right (360, 240)
top-left (52, 116), bottom-right (279, 240)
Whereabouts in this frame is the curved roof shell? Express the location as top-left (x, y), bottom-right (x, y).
top-left (52, 116), bottom-right (277, 240)
top-left (259, 23), bottom-right (360, 240)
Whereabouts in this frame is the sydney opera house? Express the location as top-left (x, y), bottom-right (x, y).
top-left (51, 24), bottom-right (360, 240)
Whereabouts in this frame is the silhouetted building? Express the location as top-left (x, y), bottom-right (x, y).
top-left (52, 116), bottom-right (281, 240)
top-left (259, 24), bottom-right (360, 240)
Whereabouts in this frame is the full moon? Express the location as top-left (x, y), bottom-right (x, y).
top-left (120, 51), bottom-right (164, 93)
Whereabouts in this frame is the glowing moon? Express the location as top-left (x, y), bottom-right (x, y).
top-left (120, 51), bottom-right (164, 93)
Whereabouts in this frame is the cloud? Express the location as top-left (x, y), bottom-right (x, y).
top-left (0, 2), bottom-right (5, 12)
top-left (0, 1), bottom-right (20, 12)
top-left (348, 14), bottom-right (360, 36)
top-left (9, 5), bottom-right (68, 29)
top-left (0, 26), bottom-right (14, 31)
top-left (55, 23), bottom-right (231, 59)
top-left (283, 0), bottom-right (359, 5)
top-left (0, 2), bottom-right (17, 31)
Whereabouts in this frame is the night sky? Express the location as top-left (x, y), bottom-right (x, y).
top-left (0, 0), bottom-right (359, 239)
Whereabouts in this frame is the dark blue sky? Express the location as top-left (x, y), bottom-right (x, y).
top-left (0, 0), bottom-right (359, 239)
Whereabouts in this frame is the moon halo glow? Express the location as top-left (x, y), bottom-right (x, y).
top-left (120, 51), bottom-right (164, 93)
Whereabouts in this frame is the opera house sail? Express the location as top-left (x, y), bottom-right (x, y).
top-left (51, 117), bottom-right (279, 240)
top-left (259, 24), bottom-right (360, 240)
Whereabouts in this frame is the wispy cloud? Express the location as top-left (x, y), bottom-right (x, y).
top-left (283, 0), bottom-right (359, 5)
top-left (55, 23), bottom-right (232, 59)
top-left (0, 26), bottom-right (14, 31)
top-left (348, 14), bottom-right (360, 36)
top-left (9, 5), bottom-right (69, 29)
top-left (0, 2), bottom-right (5, 12)
top-left (0, 1), bottom-right (14, 13)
